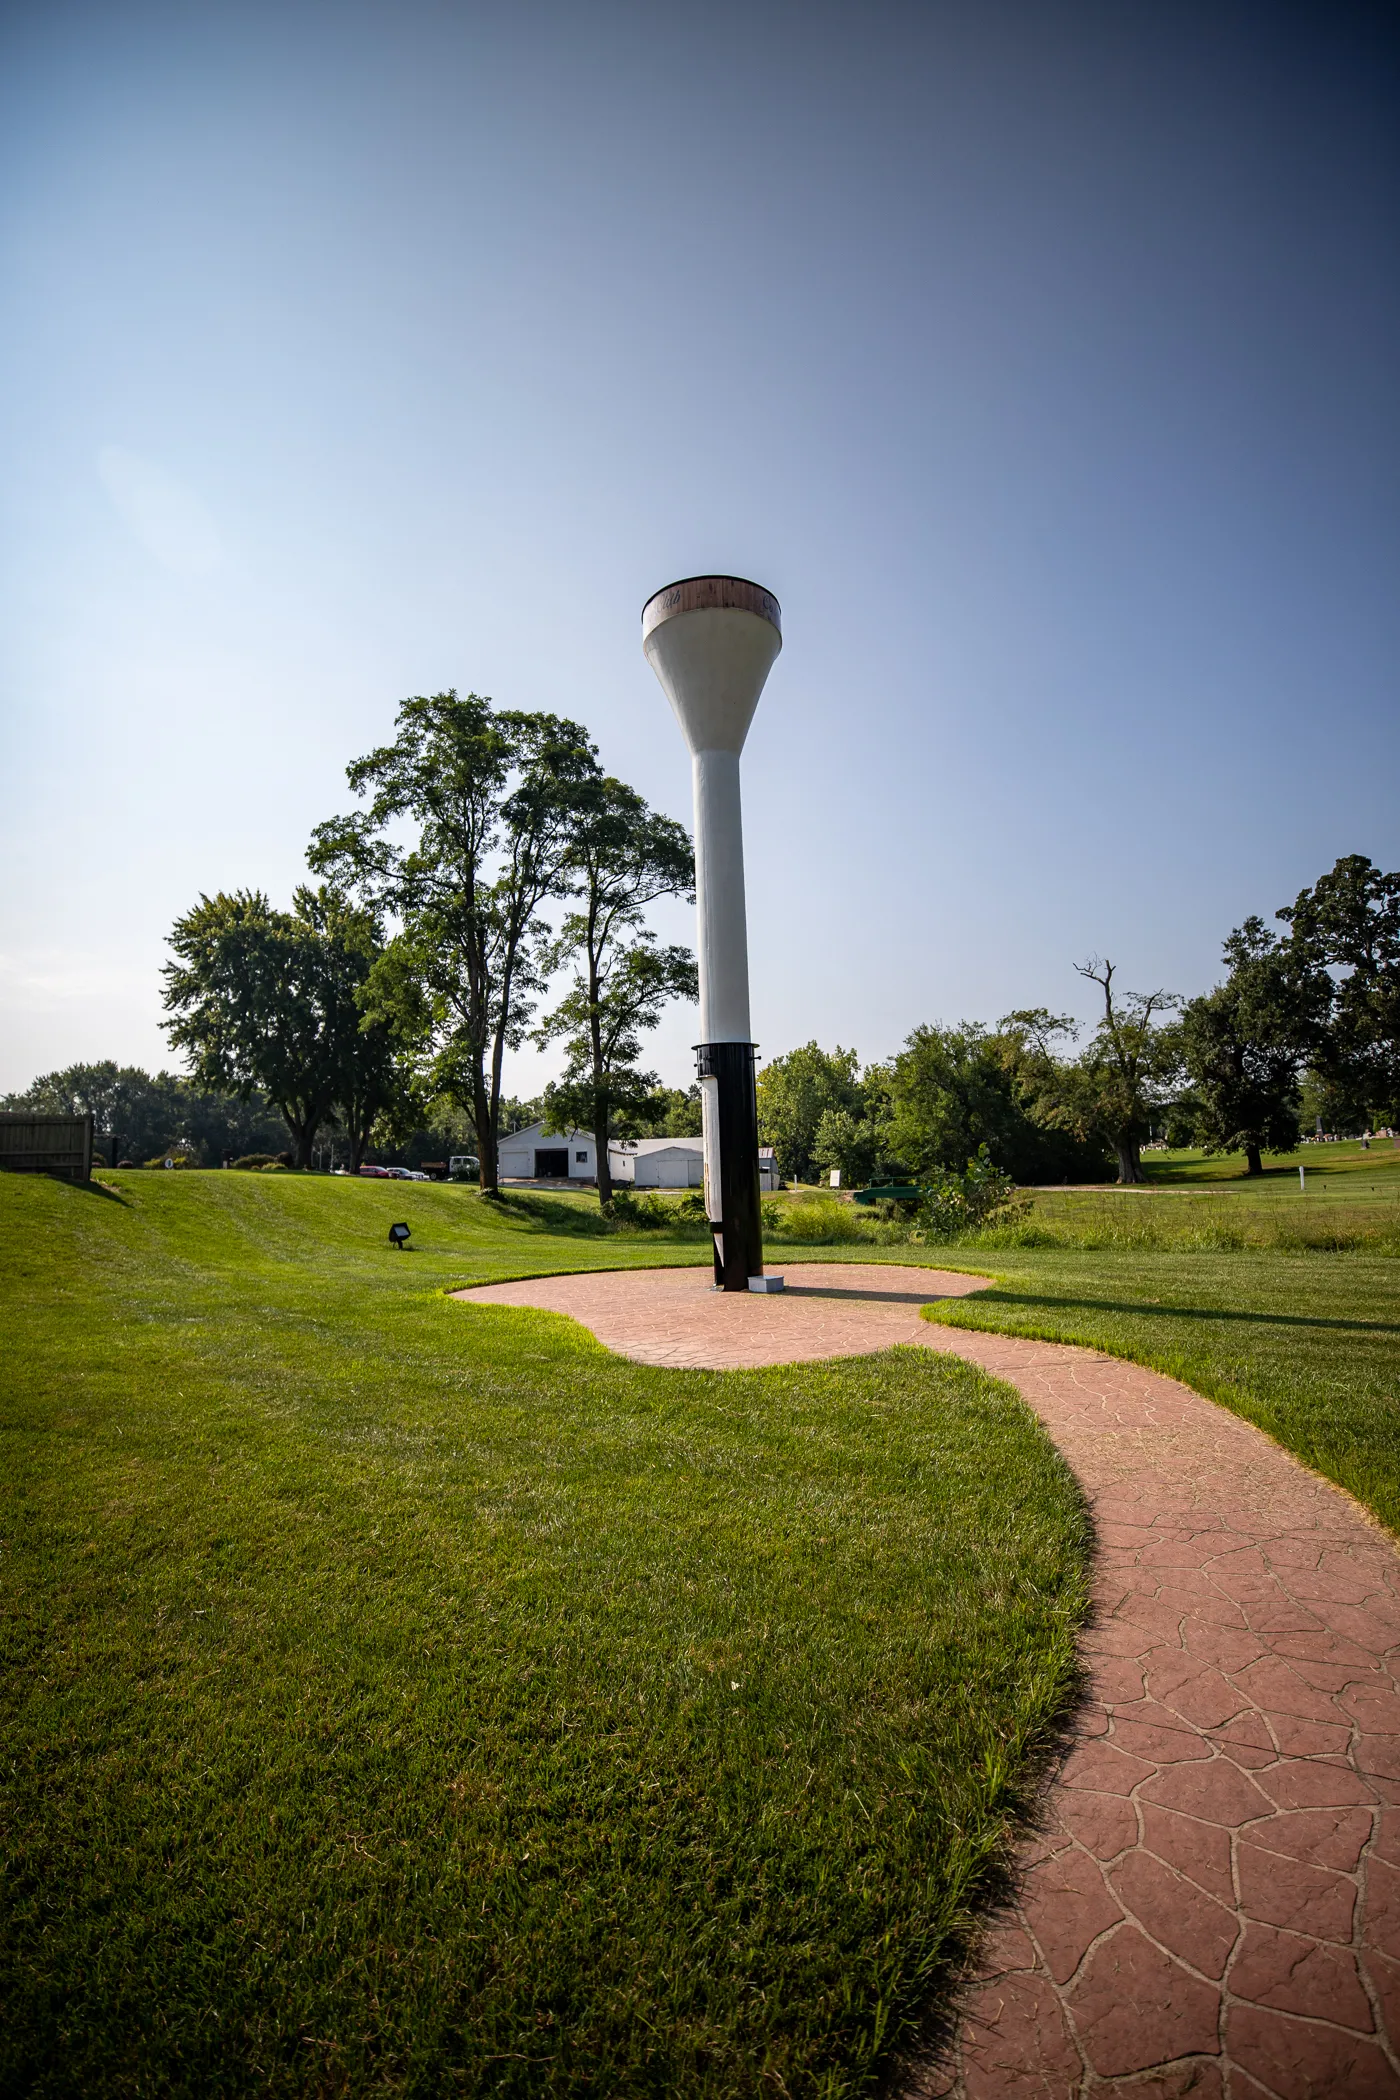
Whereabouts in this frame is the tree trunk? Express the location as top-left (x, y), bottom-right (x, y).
top-left (1245, 1142), bottom-right (1263, 1176)
top-left (588, 943), bottom-right (609, 1210)
top-left (593, 1083), bottom-right (613, 1209)
top-left (478, 1124), bottom-right (500, 1190)
top-left (1114, 1138), bottom-right (1144, 1185)
top-left (484, 1002), bottom-right (521, 1197)
top-left (472, 1062), bottom-right (498, 1193)
top-left (283, 1111), bottom-right (318, 1168)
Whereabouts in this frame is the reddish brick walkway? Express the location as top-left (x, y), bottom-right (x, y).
top-left (454, 1264), bottom-right (1400, 2097)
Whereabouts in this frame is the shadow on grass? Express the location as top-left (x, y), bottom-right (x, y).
top-left (72, 1177), bottom-right (131, 1207)
top-left (491, 1191), bottom-right (614, 1235)
top-left (947, 1289), bottom-right (1400, 1337)
top-left (496, 1190), bottom-right (710, 1242)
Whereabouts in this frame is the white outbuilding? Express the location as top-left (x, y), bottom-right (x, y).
top-left (497, 1123), bottom-right (779, 1191)
top-left (608, 1137), bottom-right (705, 1188)
top-left (608, 1138), bottom-right (779, 1191)
top-left (496, 1122), bottom-right (598, 1182)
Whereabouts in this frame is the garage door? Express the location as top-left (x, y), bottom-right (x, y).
top-left (535, 1149), bottom-right (569, 1178)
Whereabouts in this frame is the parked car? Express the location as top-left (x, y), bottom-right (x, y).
top-left (449, 1155), bottom-right (480, 1181)
top-left (358, 1164), bottom-right (394, 1178)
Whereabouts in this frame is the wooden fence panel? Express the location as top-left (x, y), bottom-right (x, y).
top-left (0, 1113), bottom-right (93, 1183)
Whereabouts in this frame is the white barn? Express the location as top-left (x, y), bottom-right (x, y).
top-left (608, 1137), bottom-right (704, 1188)
top-left (497, 1122), bottom-right (598, 1182)
top-left (609, 1138), bottom-right (779, 1191)
top-left (497, 1123), bottom-right (779, 1191)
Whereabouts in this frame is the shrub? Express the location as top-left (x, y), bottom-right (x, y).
top-left (231, 1154), bottom-right (279, 1170)
top-left (768, 1197), bottom-right (868, 1245)
top-left (912, 1148), bottom-right (1028, 1241)
top-left (609, 1189), bottom-right (705, 1232)
top-left (143, 1154), bottom-right (195, 1170)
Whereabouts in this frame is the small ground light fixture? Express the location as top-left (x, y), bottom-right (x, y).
top-left (388, 1222), bottom-right (411, 1249)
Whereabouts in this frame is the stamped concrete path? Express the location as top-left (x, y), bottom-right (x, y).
top-left (454, 1264), bottom-right (1400, 2097)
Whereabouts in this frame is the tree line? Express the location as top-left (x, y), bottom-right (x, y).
top-left (0, 1062), bottom-right (291, 1167)
top-left (757, 854), bottom-right (1400, 1187)
top-left (7, 680), bottom-right (1392, 1203)
top-left (155, 691), bottom-right (697, 1194)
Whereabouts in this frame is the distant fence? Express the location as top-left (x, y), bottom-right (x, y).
top-left (0, 1112), bottom-right (93, 1184)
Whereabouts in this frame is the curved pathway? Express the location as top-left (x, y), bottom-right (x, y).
top-left (454, 1264), bottom-right (1400, 2097)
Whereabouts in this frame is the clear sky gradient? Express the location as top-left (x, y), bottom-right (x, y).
top-left (2, 1), bottom-right (1397, 1097)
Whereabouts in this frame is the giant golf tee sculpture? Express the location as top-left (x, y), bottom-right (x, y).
top-left (642, 575), bottom-right (783, 1293)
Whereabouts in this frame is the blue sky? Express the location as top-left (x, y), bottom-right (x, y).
top-left (2, 1), bottom-right (1397, 1097)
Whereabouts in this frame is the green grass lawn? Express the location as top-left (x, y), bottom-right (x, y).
top-left (1139, 1136), bottom-right (1400, 1194)
top-left (1, 1171), bottom-right (1089, 2100)
top-left (1001, 1138), bottom-right (1400, 1253)
top-left (923, 1244), bottom-right (1400, 1531)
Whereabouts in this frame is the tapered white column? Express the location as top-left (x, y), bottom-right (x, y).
top-left (692, 748), bottom-right (751, 1043)
top-left (642, 575), bottom-right (782, 1292)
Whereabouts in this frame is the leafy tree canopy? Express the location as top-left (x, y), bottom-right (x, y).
top-left (614, 1085), bottom-right (703, 1140)
top-left (755, 1043), bottom-right (865, 1183)
top-left (1178, 916), bottom-right (1328, 1173)
top-left (535, 776), bottom-right (696, 1207)
top-left (883, 1022), bottom-right (1106, 1185)
top-left (496, 1095), bottom-right (547, 1136)
top-left (1006, 964), bottom-right (1180, 1185)
top-left (310, 691), bottom-right (600, 1189)
top-left (1280, 853), bottom-right (1400, 1123)
top-left (163, 885), bottom-right (402, 1167)
top-left (0, 1062), bottom-right (286, 1166)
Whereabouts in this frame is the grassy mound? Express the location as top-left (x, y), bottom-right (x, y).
top-left (0, 1172), bottom-right (1087, 2098)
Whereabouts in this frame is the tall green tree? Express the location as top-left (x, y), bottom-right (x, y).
top-left (755, 1042), bottom-right (866, 1184)
top-left (1280, 854), bottom-right (1400, 1125)
top-left (496, 1094), bottom-right (547, 1137)
top-left (882, 1022), bottom-right (1105, 1184)
top-left (1178, 916), bottom-right (1327, 1174)
top-left (309, 692), bottom-right (599, 1191)
top-left (163, 886), bottom-right (389, 1167)
top-left (305, 888), bottom-right (422, 1171)
top-left (615, 1085), bottom-right (703, 1139)
top-left (534, 777), bottom-right (697, 1208)
top-left (811, 1104), bottom-right (885, 1188)
top-left (163, 1086), bottom-right (291, 1166)
top-left (1009, 963), bottom-right (1179, 1184)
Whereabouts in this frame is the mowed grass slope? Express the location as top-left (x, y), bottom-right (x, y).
top-left (0, 1172), bottom-right (1088, 2099)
